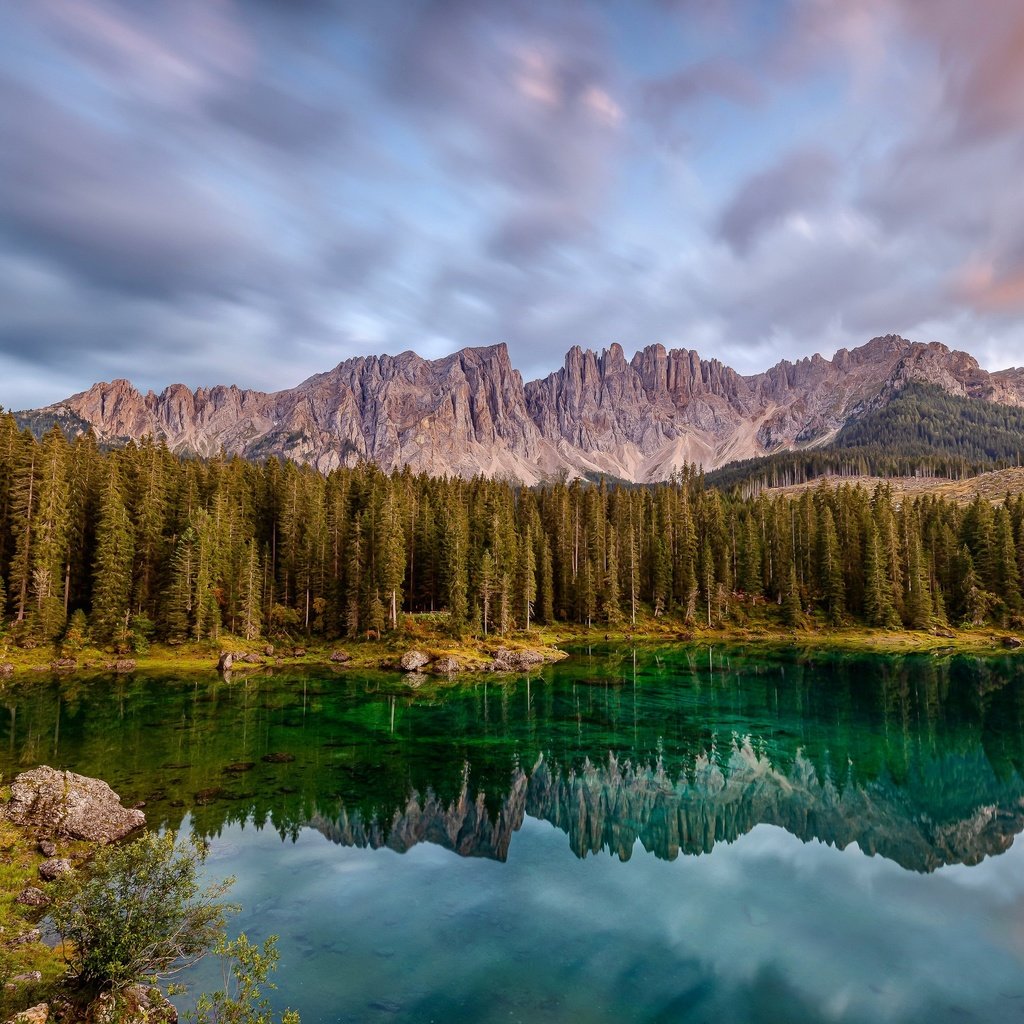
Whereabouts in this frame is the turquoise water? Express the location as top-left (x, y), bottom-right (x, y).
top-left (3, 647), bottom-right (1024, 1022)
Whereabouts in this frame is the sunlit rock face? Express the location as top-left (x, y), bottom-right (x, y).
top-left (23, 335), bottom-right (1024, 482)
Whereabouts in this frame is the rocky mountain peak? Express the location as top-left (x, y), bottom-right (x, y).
top-left (20, 334), bottom-right (1024, 483)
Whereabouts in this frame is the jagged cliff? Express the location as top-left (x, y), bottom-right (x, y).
top-left (22, 335), bottom-right (1024, 483)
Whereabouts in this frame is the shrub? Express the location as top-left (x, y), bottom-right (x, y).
top-left (49, 831), bottom-right (235, 990)
top-left (190, 935), bottom-right (299, 1024)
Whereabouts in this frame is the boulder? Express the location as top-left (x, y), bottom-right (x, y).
top-left (38, 858), bottom-right (73, 882)
top-left (6, 1003), bottom-right (48, 1024)
top-left (12, 928), bottom-right (41, 946)
top-left (292, 647), bottom-right (307, 658)
top-left (4, 766), bottom-right (145, 844)
top-left (399, 650), bottom-right (430, 672)
top-left (217, 651), bottom-right (233, 672)
top-left (85, 986), bottom-right (177, 1024)
top-left (50, 658), bottom-right (76, 673)
top-left (432, 656), bottom-right (461, 674)
top-left (113, 659), bottom-right (137, 673)
top-left (37, 839), bottom-right (56, 857)
top-left (490, 647), bottom-right (545, 671)
top-left (0, 663), bottom-right (13, 678)
top-left (329, 649), bottom-right (351, 663)
top-left (1002, 636), bottom-right (1023, 649)
top-left (264, 644), bottom-right (275, 656)
top-left (14, 887), bottom-right (48, 908)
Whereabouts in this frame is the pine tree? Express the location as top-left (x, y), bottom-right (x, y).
top-left (239, 540), bottom-right (263, 640)
top-left (92, 467), bottom-right (134, 646)
top-left (31, 427), bottom-right (71, 639)
top-left (539, 538), bottom-right (554, 625)
top-left (517, 528), bottom-right (537, 630)
top-left (478, 549), bottom-right (495, 636)
top-left (864, 521), bottom-right (898, 628)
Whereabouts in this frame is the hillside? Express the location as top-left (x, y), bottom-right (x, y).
top-left (707, 383), bottom-right (1024, 493)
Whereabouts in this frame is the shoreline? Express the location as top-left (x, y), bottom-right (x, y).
top-left (1, 619), bottom-right (1022, 682)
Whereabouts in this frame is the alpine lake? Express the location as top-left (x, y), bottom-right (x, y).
top-left (3, 645), bottom-right (1024, 1024)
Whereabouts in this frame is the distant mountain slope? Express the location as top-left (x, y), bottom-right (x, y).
top-left (707, 383), bottom-right (1024, 492)
top-left (15, 335), bottom-right (1024, 483)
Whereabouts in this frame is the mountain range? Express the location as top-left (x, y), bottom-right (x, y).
top-left (18, 334), bottom-right (1024, 483)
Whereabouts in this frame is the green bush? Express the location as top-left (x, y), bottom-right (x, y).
top-left (190, 935), bottom-right (299, 1024)
top-left (49, 831), bottom-right (235, 990)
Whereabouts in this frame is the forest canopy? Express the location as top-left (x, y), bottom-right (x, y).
top-left (0, 410), bottom-right (1022, 650)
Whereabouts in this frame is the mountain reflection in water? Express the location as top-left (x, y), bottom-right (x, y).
top-left (1, 647), bottom-right (1023, 873)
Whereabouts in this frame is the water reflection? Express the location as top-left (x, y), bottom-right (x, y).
top-left (2, 648), bottom-right (1024, 873)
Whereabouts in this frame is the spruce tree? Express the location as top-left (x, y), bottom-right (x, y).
top-left (92, 467), bottom-right (135, 646)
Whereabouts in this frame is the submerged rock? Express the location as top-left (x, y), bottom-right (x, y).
top-left (399, 650), bottom-right (430, 671)
top-left (4, 766), bottom-right (145, 844)
top-left (261, 752), bottom-right (295, 763)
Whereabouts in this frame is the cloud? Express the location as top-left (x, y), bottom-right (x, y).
top-left (716, 150), bottom-right (839, 256)
top-left (3, 0), bottom-right (1024, 412)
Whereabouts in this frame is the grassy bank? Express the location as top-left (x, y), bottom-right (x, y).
top-left (0, 796), bottom-right (72, 1018)
top-left (1, 609), bottom-right (1021, 682)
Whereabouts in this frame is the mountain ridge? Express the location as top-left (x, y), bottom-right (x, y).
top-left (17, 334), bottom-right (1024, 483)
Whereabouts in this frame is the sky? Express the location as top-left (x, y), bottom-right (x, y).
top-left (2, 0), bottom-right (1024, 410)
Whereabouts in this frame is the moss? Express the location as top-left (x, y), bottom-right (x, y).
top-left (0, 818), bottom-right (70, 1018)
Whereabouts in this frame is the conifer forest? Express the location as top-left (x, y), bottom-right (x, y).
top-left (1, 411), bottom-right (1023, 651)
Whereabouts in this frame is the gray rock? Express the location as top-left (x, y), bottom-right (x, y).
top-left (0, 663), bottom-right (13, 678)
top-left (14, 887), bottom-right (48, 908)
top-left (86, 985), bottom-right (177, 1024)
top-left (490, 647), bottom-right (546, 671)
top-left (37, 839), bottom-right (56, 857)
top-left (5, 1002), bottom-right (48, 1024)
top-left (38, 858), bottom-right (73, 882)
top-left (113, 659), bottom-right (137, 673)
top-left (217, 651), bottom-right (233, 672)
top-left (431, 656), bottom-right (461, 674)
top-left (5, 766), bottom-right (145, 844)
top-left (399, 650), bottom-right (430, 672)
top-left (12, 928), bottom-right (41, 945)
top-left (5, 972), bottom-right (42, 991)
top-left (50, 658), bottom-right (76, 672)
top-left (329, 649), bottom-right (351, 663)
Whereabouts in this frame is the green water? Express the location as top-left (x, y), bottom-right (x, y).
top-left (3, 646), bottom-right (1024, 1022)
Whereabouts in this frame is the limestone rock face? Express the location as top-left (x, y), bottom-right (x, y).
top-left (4, 766), bottom-right (145, 844)
top-left (23, 335), bottom-right (1024, 483)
